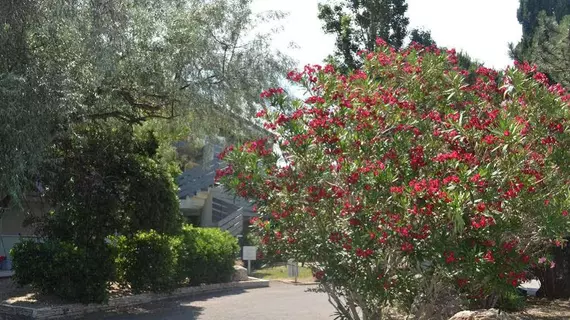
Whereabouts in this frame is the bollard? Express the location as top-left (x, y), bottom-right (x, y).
top-left (287, 259), bottom-right (299, 282)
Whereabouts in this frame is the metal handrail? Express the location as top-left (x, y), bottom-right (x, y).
top-left (218, 208), bottom-right (244, 236)
top-left (217, 207), bottom-right (243, 228)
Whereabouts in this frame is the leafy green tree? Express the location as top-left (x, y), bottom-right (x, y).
top-left (318, 0), bottom-right (409, 71)
top-left (1, 0), bottom-right (293, 201)
top-left (510, 0), bottom-right (570, 87)
top-left (0, 1), bottom-right (66, 201)
top-left (409, 28), bottom-right (436, 47)
top-left (25, 0), bottom-right (292, 124)
top-left (33, 125), bottom-right (182, 246)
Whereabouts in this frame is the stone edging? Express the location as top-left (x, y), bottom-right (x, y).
top-left (274, 279), bottom-right (319, 286)
top-left (0, 278), bottom-right (269, 320)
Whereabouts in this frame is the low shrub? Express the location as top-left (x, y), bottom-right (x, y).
top-left (496, 289), bottom-right (527, 312)
top-left (178, 224), bottom-right (239, 285)
top-left (11, 239), bottom-right (115, 303)
top-left (12, 226), bottom-right (239, 302)
top-left (115, 230), bottom-right (180, 293)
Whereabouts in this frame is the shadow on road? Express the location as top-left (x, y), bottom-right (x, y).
top-left (84, 288), bottom-right (248, 320)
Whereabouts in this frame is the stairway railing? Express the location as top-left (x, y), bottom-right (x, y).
top-left (217, 207), bottom-right (244, 236)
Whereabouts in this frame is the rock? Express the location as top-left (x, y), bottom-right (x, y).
top-left (233, 265), bottom-right (249, 282)
top-left (448, 309), bottom-right (514, 320)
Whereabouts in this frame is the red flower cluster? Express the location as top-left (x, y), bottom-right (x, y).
top-left (241, 138), bottom-right (271, 156)
top-left (471, 215), bottom-right (495, 229)
top-left (356, 247), bottom-right (374, 258)
top-left (409, 146), bottom-right (426, 170)
top-left (444, 251), bottom-right (457, 264)
top-left (260, 87), bottom-right (284, 99)
top-left (401, 242), bottom-right (414, 253)
top-left (219, 39), bottom-right (570, 311)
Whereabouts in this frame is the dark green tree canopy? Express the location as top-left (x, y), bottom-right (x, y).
top-left (517, 0), bottom-right (570, 36)
top-left (33, 125), bottom-right (182, 245)
top-left (409, 28), bottom-right (436, 47)
top-left (318, 0), bottom-right (409, 71)
top-left (511, 0), bottom-right (570, 87)
top-left (519, 13), bottom-right (569, 88)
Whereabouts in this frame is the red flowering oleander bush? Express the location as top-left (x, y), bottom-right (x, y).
top-left (217, 39), bottom-right (570, 319)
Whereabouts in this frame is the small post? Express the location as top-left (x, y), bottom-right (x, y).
top-left (287, 258), bottom-right (299, 282)
top-left (242, 246), bottom-right (257, 276)
top-left (295, 270), bottom-right (298, 283)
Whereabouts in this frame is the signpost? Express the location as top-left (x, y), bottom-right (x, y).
top-left (242, 246), bottom-right (257, 275)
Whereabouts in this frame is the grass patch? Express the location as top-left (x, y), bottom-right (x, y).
top-left (252, 263), bottom-right (313, 282)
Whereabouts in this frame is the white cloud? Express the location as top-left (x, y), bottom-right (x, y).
top-left (251, 0), bottom-right (523, 70)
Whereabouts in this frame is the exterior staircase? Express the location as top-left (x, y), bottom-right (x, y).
top-left (217, 208), bottom-right (244, 237)
top-left (177, 140), bottom-right (255, 237)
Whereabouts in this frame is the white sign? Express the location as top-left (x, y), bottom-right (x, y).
top-left (242, 246), bottom-right (257, 261)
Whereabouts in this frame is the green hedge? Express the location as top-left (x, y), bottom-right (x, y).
top-left (11, 225), bottom-right (239, 302)
top-left (178, 225), bottom-right (239, 285)
top-left (11, 240), bottom-right (115, 303)
top-left (114, 230), bottom-right (180, 293)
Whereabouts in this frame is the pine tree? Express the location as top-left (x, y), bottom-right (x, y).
top-left (510, 0), bottom-right (570, 87)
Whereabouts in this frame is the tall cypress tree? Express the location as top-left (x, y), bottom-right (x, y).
top-left (318, 0), bottom-right (410, 71)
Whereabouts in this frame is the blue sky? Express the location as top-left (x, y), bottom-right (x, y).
top-left (251, 0), bottom-right (523, 70)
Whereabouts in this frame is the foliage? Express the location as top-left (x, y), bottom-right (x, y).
top-left (0, 1), bottom-right (66, 201)
top-left (533, 236), bottom-right (570, 298)
top-left (407, 29), bottom-right (480, 83)
top-left (22, 0), bottom-right (292, 126)
top-left (0, 0), bottom-right (293, 201)
top-left (510, 1), bottom-right (570, 88)
top-left (510, 2), bottom-right (570, 297)
top-left (115, 230), bottom-right (181, 293)
top-left (0, 74), bottom-right (57, 203)
top-left (318, 0), bottom-right (409, 71)
top-left (515, 0), bottom-right (569, 38)
top-left (11, 239), bottom-right (115, 303)
top-left (495, 288), bottom-right (526, 312)
top-left (513, 14), bottom-right (570, 88)
top-left (33, 125), bottom-right (182, 246)
top-left (178, 224), bottom-right (239, 285)
top-left (218, 40), bottom-right (570, 319)
top-left (409, 28), bottom-right (436, 47)
top-left (12, 226), bottom-right (241, 301)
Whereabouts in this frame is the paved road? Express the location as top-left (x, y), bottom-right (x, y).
top-left (86, 282), bottom-right (334, 320)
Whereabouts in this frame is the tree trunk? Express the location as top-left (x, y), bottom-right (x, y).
top-left (534, 237), bottom-right (570, 299)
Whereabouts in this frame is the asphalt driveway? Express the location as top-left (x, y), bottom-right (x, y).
top-left (86, 282), bottom-right (334, 320)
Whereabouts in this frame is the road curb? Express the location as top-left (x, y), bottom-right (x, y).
top-left (0, 278), bottom-right (269, 320)
top-left (274, 280), bottom-right (320, 286)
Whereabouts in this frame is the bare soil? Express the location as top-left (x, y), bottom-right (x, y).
top-left (513, 298), bottom-right (570, 320)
